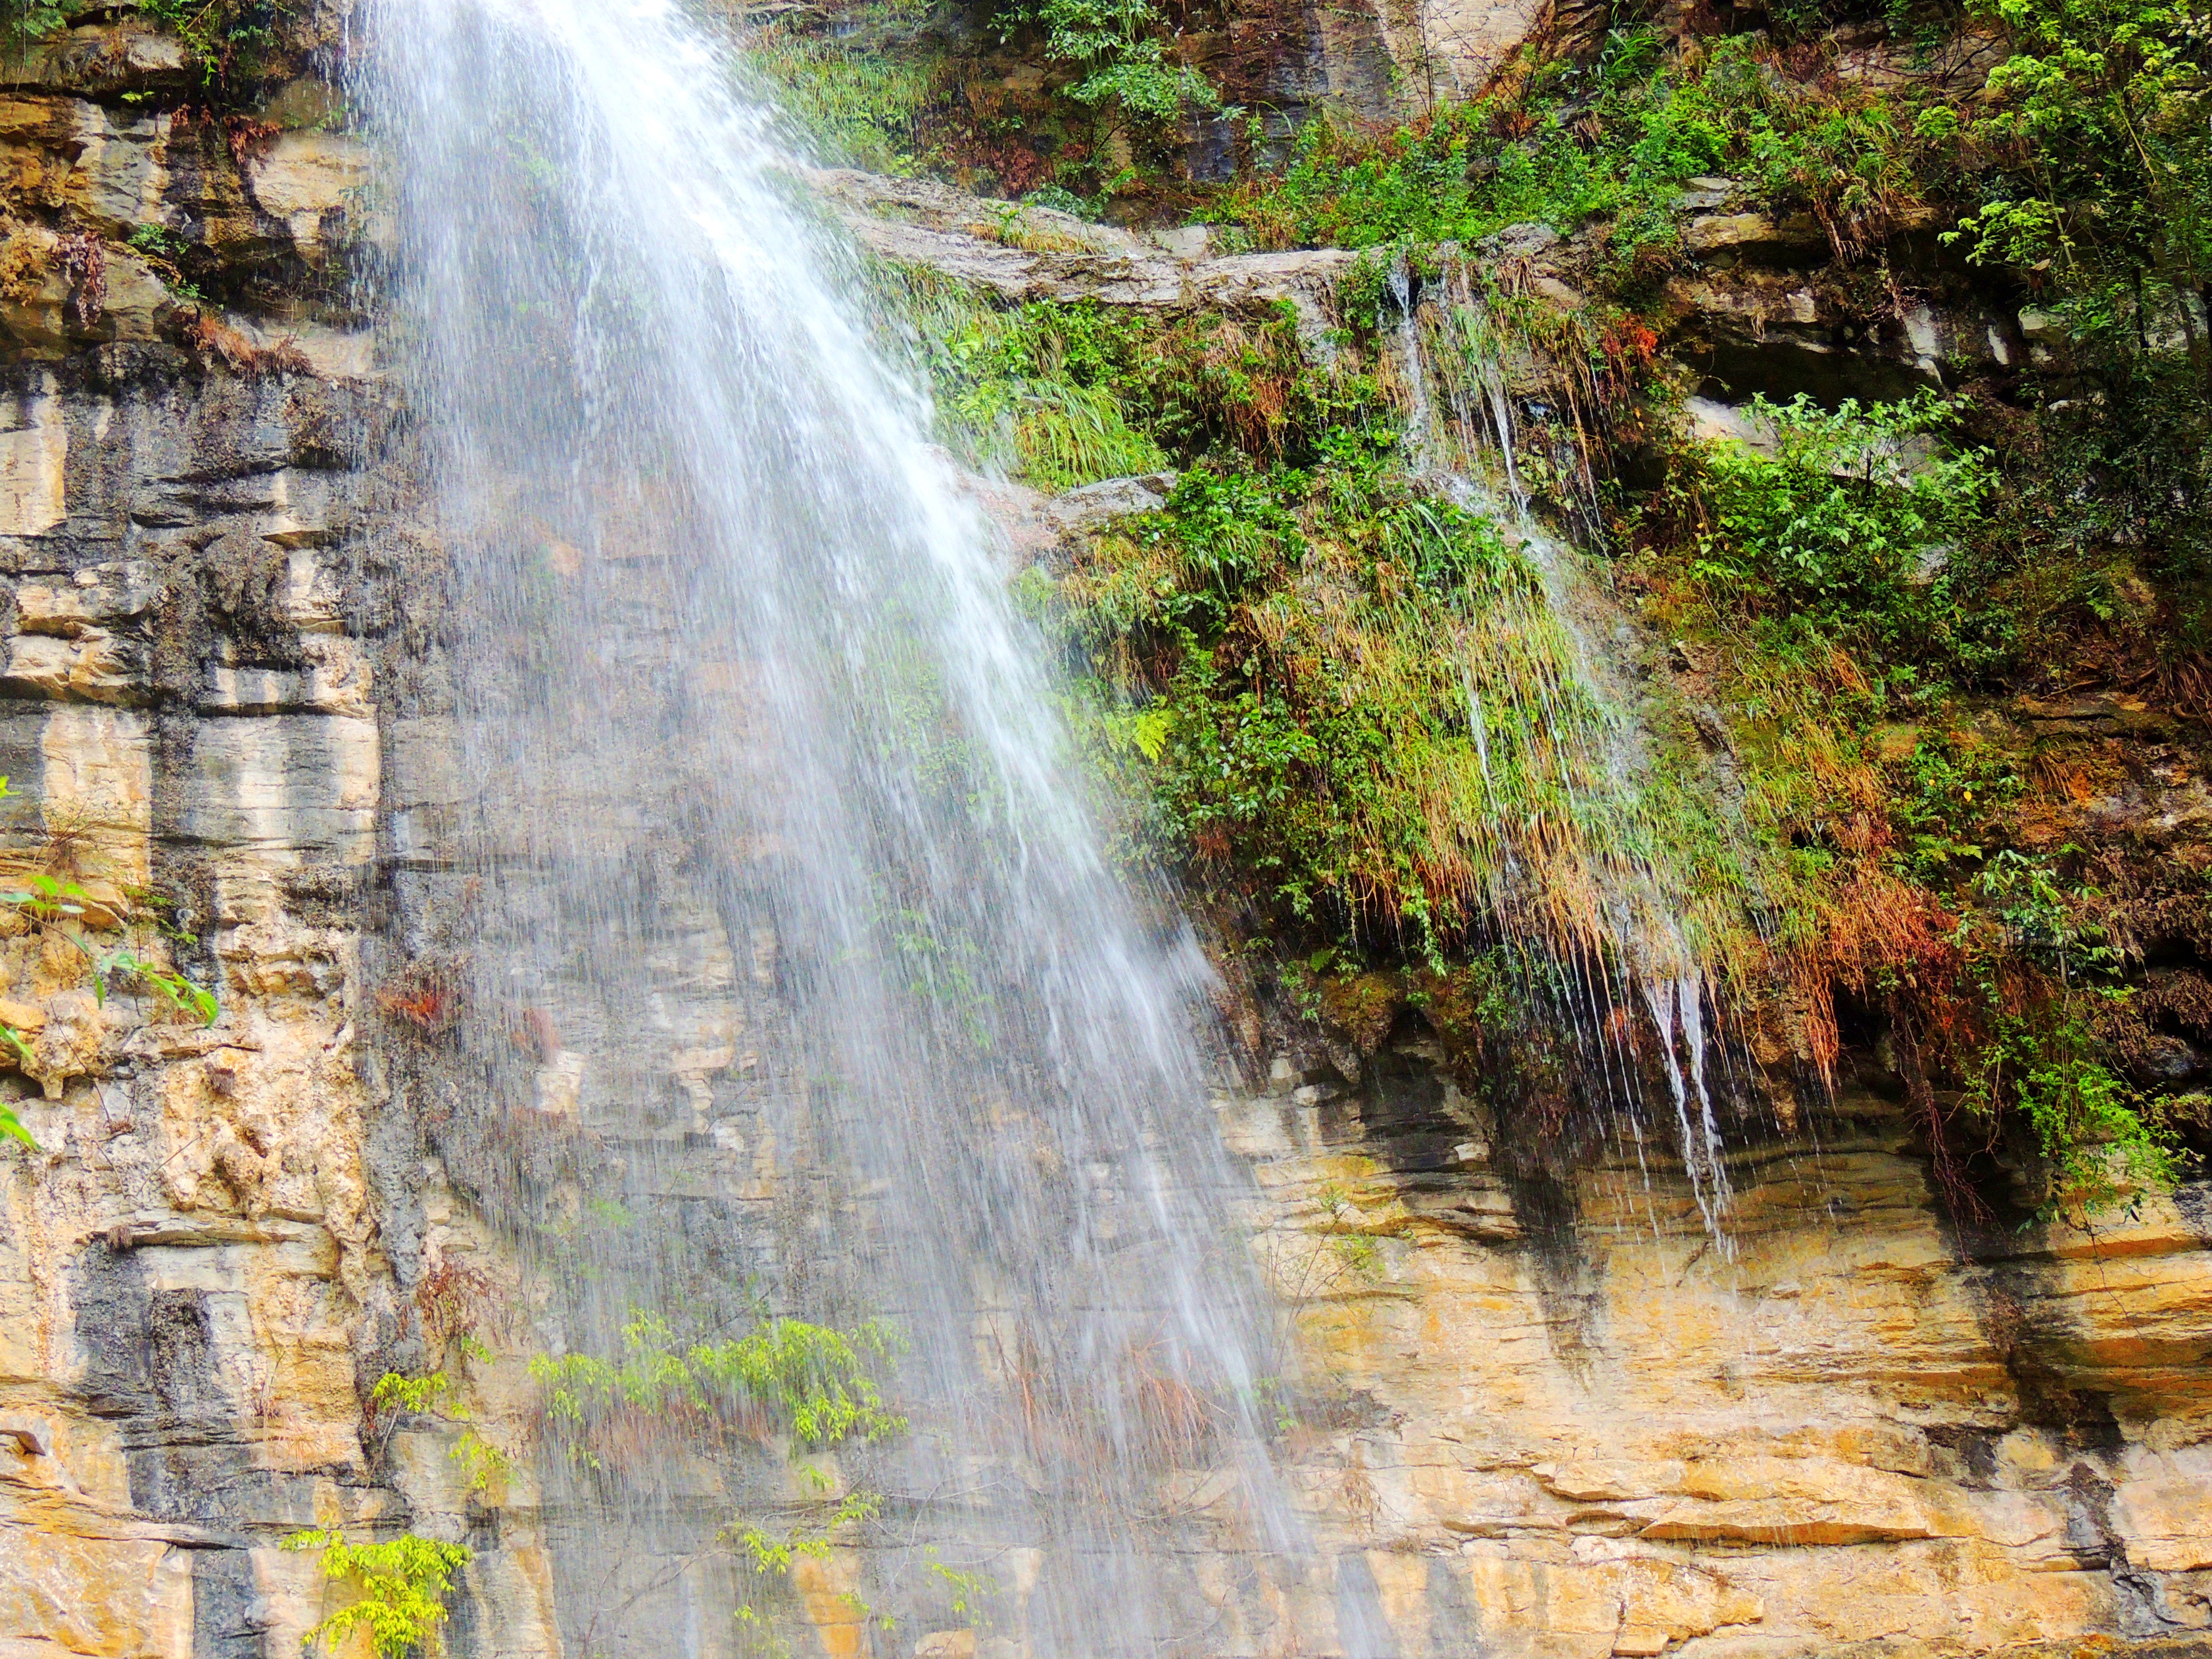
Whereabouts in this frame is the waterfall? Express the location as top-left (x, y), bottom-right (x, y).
top-left (361, 0), bottom-right (1384, 1651)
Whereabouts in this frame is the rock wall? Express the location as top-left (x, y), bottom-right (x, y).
top-left (0, 18), bottom-right (2207, 1659)
top-left (1220, 1046), bottom-right (2212, 1656)
top-left (0, 360), bottom-right (410, 1653)
top-left (0, 19), bottom-right (551, 1654)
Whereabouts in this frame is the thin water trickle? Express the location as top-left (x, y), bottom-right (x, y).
top-left (1387, 258), bottom-right (1739, 1244)
top-left (360, 0), bottom-right (1391, 1650)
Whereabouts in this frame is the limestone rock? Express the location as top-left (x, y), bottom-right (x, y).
top-left (812, 166), bottom-right (1357, 343)
top-left (1042, 472), bottom-right (1178, 537)
top-left (24, 988), bottom-right (105, 1099)
top-left (0, 42), bottom-right (2199, 1659)
top-left (0, 21), bottom-right (194, 98)
top-left (1682, 210), bottom-right (1829, 260)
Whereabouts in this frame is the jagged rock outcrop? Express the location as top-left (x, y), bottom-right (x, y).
top-left (813, 168), bottom-right (1357, 346)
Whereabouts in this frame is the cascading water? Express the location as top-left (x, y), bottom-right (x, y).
top-left (1386, 253), bottom-right (1739, 1240)
top-left (361, 0), bottom-right (1387, 1651)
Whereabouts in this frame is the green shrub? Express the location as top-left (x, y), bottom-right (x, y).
top-left (1, 2), bottom-right (68, 47)
top-left (531, 1310), bottom-right (905, 1457)
top-left (280, 1532), bottom-right (472, 1659)
top-left (994, 0), bottom-right (1218, 124)
top-left (1684, 392), bottom-right (1997, 669)
top-left (1949, 0), bottom-right (2212, 348)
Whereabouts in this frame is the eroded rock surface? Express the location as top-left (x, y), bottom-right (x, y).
top-left (1217, 1042), bottom-right (2212, 1656)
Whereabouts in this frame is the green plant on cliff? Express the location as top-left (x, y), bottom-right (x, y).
top-left (93, 950), bottom-right (220, 1022)
top-left (742, 0), bottom-right (947, 173)
top-left (1640, 386), bottom-right (2196, 1211)
top-left (1207, 31), bottom-right (1929, 273)
top-left (531, 1309), bottom-right (904, 1466)
top-left (1055, 441), bottom-right (1745, 968)
top-left (0, 779), bottom-right (216, 1137)
top-left (370, 1370), bottom-right (514, 1498)
top-left (895, 276), bottom-right (1368, 486)
top-left (1681, 392), bottom-right (1999, 672)
top-left (126, 224), bottom-right (204, 302)
top-left (1946, 0), bottom-right (2212, 352)
top-left (996, 0), bottom-right (1219, 127)
top-left (126, 0), bottom-right (286, 98)
top-left (523, 1309), bottom-right (906, 1650)
top-left (1957, 851), bottom-right (2183, 1206)
top-left (0, 869), bottom-right (219, 1025)
top-left (727, 1487), bottom-right (882, 1575)
top-left (723, 1483), bottom-right (900, 1658)
top-left (279, 1530), bottom-right (473, 1659)
top-left (0, 1), bottom-right (68, 48)
top-left (901, 281), bottom-right (1167, 488)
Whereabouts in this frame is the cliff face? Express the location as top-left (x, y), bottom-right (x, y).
top-left (1224, 1056), bottom-right (2212, 1655)
top-left (0, 17), bottom-right (469, 1649)
top-left (0, 10), bottom-right (2208, 1659)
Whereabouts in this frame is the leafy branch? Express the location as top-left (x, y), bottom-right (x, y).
top-left (371, 1367), bottom-right (514, 1497)
top-left (278, 1530), bottom-right (473, 1659)
top-left (0, 872), bottom-right (218, 1025)
top-left (997, 0), bottom-right (1219, 127)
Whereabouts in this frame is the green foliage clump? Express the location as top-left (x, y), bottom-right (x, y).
top-left (994, 0), bottom-right (1218, 126)
top-left (1, 1), bottom-right (70, 48)
top-left (371, 1370), bottom-right (452, 1416)
top-left (0, 776), bottom-right (216, 1150)
top-left (1681, 392), bottom-right (1998, 672)
top-left (1057, 442), bottom-right (1734, 964)
top-left (897, 277), bottom-right (1370, 486)
top-left (1961, 851), bottom-right (2181, 1206)
top-left (280, 1531), bottom-right (472, 1659)
top-left (1641, 396), bottom-right (2197, 1213)
top-left (1210, 32), bottom-right (1924, 272)
top-left (909, 287), bottom-right (1169, 489)
top-left (1024, 0), bottom-right (1216, 120)
top-left (1948, 0), bottom-right (2212, 353)
top-left (727, 1488), bottom-right (882, 1576)
top-left (2, 865), bottom-right (221, 1025)
top-left (0, 854), bottom-right (217, 1030)
top-left (126, 224), bottom-right (206, 301)
top-left (722, 1483), bottom-right (909, 1653)
top-left (742, 1), bottom-right (947, 173)
top-left (531, 1310), bottom-right (905, 1457)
